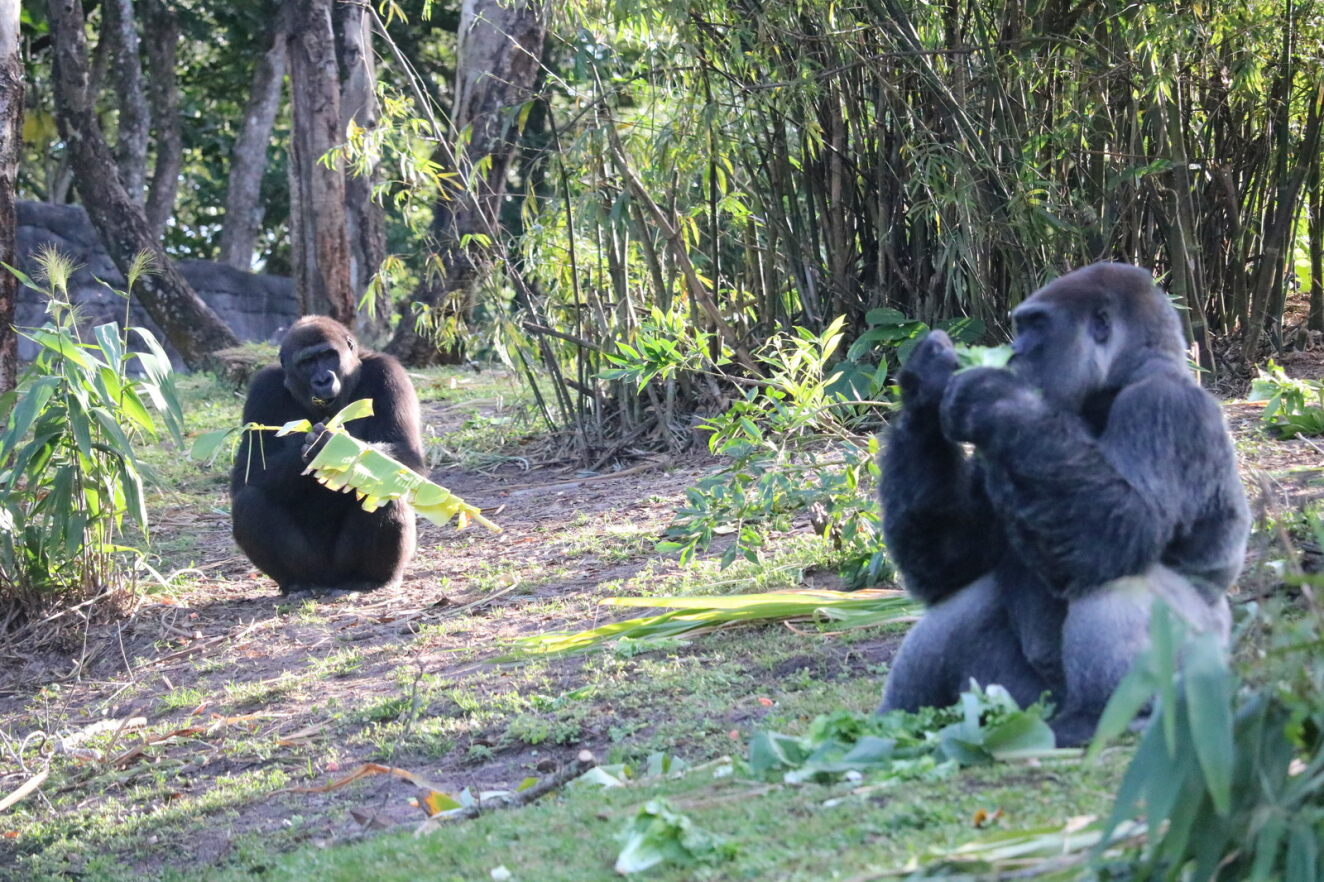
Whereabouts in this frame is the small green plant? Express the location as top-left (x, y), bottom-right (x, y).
top-left (1249, 360), bottom-right (1324, 437)
top-left (614, 798), bottom-right (736, 875)
top-left (747, 685), bottom-right (1058, 785)
top-left (653, 318), bottom-right (891, 585)
top-left (0, 249), bottom-right (183, 622)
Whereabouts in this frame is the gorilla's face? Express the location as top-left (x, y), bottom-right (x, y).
top-left (1008, 263), bottom-right (1187, 413)
top-left (281, 320), bottom-right (362, 414)
top-left (1010, 283), bottom-right (1116, 413)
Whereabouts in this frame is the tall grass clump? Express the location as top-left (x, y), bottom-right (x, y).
top-left (0, 248), bottom-right (183, 640)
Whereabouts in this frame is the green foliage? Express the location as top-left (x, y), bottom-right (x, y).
top-left (599, 305), bottom-right (725, 389)
top-left (955, 344), bottom-right (1015, 372)
top-left (1249, 361), bottom-right (1324, 437)
top-left (650, 318), bottom-right (890, 586)
top-left (747, 685), bottom-right (1059, 786)
top-left (500, 0), bottom-right (1324, 457)
top-left (620, 311), bottom-right (995, 588)
top-left (1087, 595), bottom-right (1324, 880)
top-left (614, 798), bottom-right (736, 875)
top-left (0, 249), bottom-right (183, 614)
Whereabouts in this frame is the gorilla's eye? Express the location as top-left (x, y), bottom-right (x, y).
top-left (1090, 308), bottom-right (1111, 344)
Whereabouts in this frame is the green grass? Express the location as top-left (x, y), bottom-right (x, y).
top-left (193, 753), bottom-right (1126, 882)
top-left (0, 362), bottom-right (1169, 882)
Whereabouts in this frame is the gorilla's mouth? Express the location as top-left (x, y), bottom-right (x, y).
top-left (311, 395), bottom-right (335, 409)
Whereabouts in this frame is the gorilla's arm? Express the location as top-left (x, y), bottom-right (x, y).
top-left (230, 368), bottom-right (312, 496)
top-left (882, 412), bottom-right (1006, 605)
top-left (351, 355), bottom-right (426, 475)
top-left (944, 364), bottom-right (1244, 599)
top-left (881, 332), bottom-right (1007, 605)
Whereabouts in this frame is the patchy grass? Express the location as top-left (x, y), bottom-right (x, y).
top-left (0, 365), bottom-right (1319, 881)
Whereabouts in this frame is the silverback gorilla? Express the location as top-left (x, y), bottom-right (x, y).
top-left (879, 263), bottom-right (1249, 746)
top-left (231, 316), bottom-right (426, 594)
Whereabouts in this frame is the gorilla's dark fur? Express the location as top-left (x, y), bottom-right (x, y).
top-left (231, 316), bottom-right (426, 594)
top-left (879, 263), bottom-right (1249, 746)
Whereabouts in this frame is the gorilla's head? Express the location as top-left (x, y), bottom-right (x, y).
top-left (1010, 263), bottom-right (1186, 411)
top-left (280, 316), bottom-right (363, 414)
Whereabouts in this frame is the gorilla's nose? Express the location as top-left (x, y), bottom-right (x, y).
top-left (312, 372), bottom-right (340, 397)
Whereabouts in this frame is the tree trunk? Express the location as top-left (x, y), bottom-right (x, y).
top-left (0, 0), bottom-right (20, 394)
top-left (141, 0), bottom-right (181, 240)
top-left (287, 0), bottom-right (353, 324)
top-left (336, 0), bottom-right (386, 332)
top-left (386, 0), bottom-right (549, 365)
top-left (104, 0), bottom-right (150, 204)
top-left (220, 16), bottom-right (288, 270)
top-left (1242, 82), bottom-right (1324, 357)
top-left (46, 0), bottom-right (238, 368)
top-left (1308, 152), bottom-right (1322, 333)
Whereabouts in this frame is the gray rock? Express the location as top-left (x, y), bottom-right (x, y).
top-left (15, 201), bottom-right (298, 367)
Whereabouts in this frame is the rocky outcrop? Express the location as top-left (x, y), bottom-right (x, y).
top-left (15, 201), bottom-right (298, 365)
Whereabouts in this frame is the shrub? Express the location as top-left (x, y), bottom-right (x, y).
top-left (0, 249), bottom-right (183, 633)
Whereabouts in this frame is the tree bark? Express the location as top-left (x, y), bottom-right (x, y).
top-left (0, 0), bottom-right (20, 394)
top-left (287, 0), bottom-right (354, 324)
top-left (220, 15), bottom-right (288, 270)
top-left (336, 0), bottom-right (386, 329)
top-left (141, 0), bottom-right (181, 240)
top-left (1308, 152), bottom-right (1322, 333)
top-left (46, 0), bottom-right (239, 368)
top-left (1242, 82), bottom-right (1324, 357)
top-left (386, 0), bottom-right (549, 365)
top-left (104, 0), bottom-right (150, 204)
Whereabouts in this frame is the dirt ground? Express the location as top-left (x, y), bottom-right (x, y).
top-left (2, 377), bottom-right (1322, 878)
top-left (0, 390), bottom-right (905, 877)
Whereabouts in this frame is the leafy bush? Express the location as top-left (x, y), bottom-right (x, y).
top-left (0, 249), bottom-right (183, 624)
top-left (1249, 361), bottom-right (1324, 437)
top-left (601, 317), bottom-right (885, 586)
top-left (604, 311), bottom-right (980, 587)
top-left (1088, 590), bottom-right (1324, 880)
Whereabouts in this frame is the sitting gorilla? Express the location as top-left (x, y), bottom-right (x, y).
top-left (231, 316), bottom-right (426, 594)
top-left (879, 263), bottom-right (1249, 746)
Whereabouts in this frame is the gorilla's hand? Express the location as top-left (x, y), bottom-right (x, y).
top-left (939, 367), bottom-right (1041, 446)
top-left (898, 330), bottom-right (958, 413)
top-left (301, 422), bottom-right (331, 462)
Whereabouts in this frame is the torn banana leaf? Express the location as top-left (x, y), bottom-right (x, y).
top-left (197, 397), bottom-right (498, 533)
top-left (303, 429), bottom-right (499, 532)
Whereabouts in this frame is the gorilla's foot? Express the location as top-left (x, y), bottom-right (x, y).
top-left (1048, 710), bottom-right (1101, 748)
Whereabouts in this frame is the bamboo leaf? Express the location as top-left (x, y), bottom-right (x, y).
top-left (1183, 631), bottom-right (1234, 816)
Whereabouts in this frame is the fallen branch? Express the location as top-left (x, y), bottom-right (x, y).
top-left (0, 766), bottom-right (49, 812)
top-left (416, 750), bottom-right (597, 833)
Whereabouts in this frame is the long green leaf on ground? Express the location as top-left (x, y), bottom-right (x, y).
top-left (497, 589), bottom-right (917, 661)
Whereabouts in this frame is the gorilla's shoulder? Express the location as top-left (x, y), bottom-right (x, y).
top-left (359, 349), bottom-right (405, 372)
top-left (358, 351), bottom-right (412, 387)
top-left (248, 364), bottom-right (287, 392)
top-left (1113, 362), bottom-right (1228, 438)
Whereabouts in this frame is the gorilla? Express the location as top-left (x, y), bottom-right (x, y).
top-left (231, 316), bottom-right (426, 594)
top-left (878, 263), bottom-right (1249, 746)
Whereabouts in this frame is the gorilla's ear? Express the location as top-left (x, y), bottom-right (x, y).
top-left (346, 334), bottom-right (358, 353)
top-left (1090, 308), bottom-right (1111, 345)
